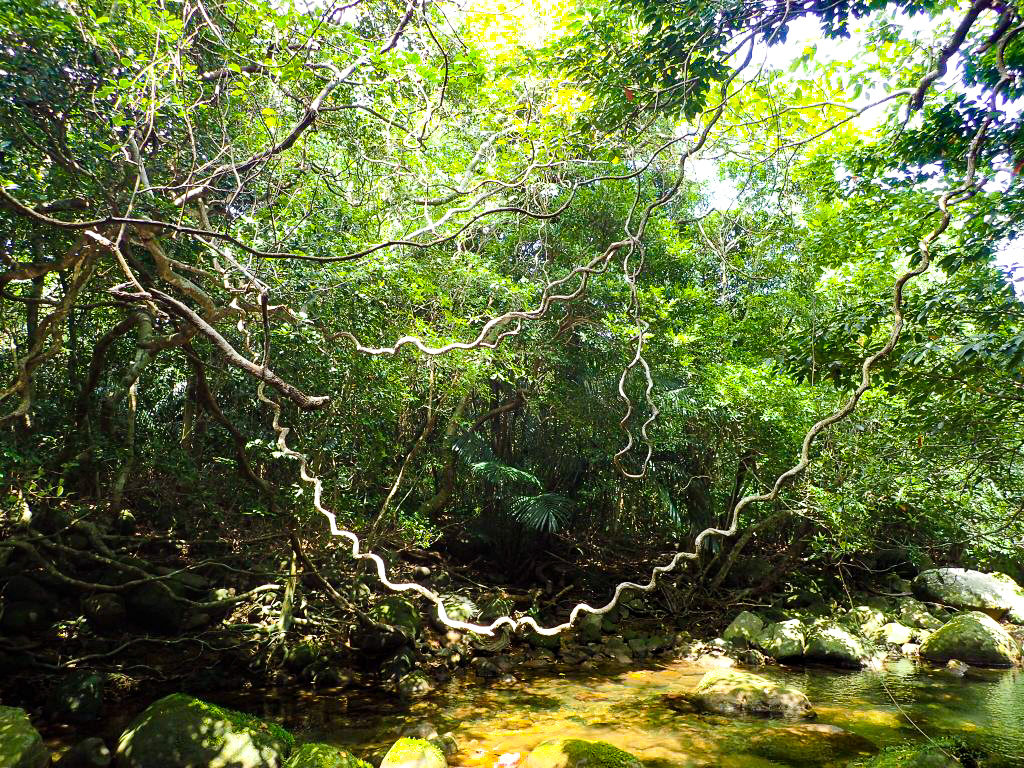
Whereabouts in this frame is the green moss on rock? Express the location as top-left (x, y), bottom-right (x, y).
top-left (380, 738), bottom-right (446, 768)
top-left (523, 739), bottom-right (641, 768)
top-left (285, 743), bottom-right (371, 768)
top-left (0, 706), bottom-right (50, 768)
top-left (723, 611), bottom-right (764, 647)
top-left (919, 611), bottom-right (1021, 668)
top-left (850, 742), bottom-right (967, 768)
top-left (743, 724), bottom-right (876, 767)
top-left (755, 619), bottom-right (806, 660)
top-left (691, 669), bottom-right (814, 719)
top-left (913, 569), bottom-right (1024, 624)
top-left (804, 621), bottom-right (870, 668)
top-left (116, 693), bottom-right (293, 768)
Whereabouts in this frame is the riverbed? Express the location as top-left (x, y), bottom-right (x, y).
top-left (201, 657), bottom-right (1024, 768)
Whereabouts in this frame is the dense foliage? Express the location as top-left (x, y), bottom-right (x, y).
top-left (1, 0), bottom-right (1022, 635)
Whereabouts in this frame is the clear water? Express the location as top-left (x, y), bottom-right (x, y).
top-left (212, 657), bottom-right (1024, 768)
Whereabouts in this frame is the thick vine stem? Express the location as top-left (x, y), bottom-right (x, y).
top-left (108, 286), bottom-right (330, 411)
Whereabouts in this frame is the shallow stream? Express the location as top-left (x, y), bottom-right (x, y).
top-left (211, 658), bottom-right (1024, 768)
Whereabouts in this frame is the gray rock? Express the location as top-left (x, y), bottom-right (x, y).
top-left (689, 668), bottom-right (814, 719)
top-left (914, 568), bottom-right (1024, 623)
top-left (722, 611), bottom-right (764, 647)
top-left (470, 657), bottom-right (501, 678)
top-left (755, 619), bottom-right (806, 659)
top-left (115, 693), bottom-right (293, 768)
top-left (897, 597), bottom-right (943, 630)
top-left (804, 621), bottom-right (870, 668)
top-left (397, 671), bottom-right (434, 699)
top-left (919, 611), bottom-right (1021, 667)
top-left (0, 706), bottom-right (50, 768)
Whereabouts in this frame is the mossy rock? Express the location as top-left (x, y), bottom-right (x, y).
top-left (919, 611), bottom-right (1021, 668)
top-left (523, 739), bottom-right (641, 768)
top-left (842, 607), bottom-right (888, 638)
top-left (525, 629), bottom-right (562, 650)
top-left (877, 622), bottom-right (915, 646)
top-left (284, 641), bottom-right (320, 671)
top-left (722, 611), bottom-right (764, 647)
top-left (285, 743), bottom-right (371, 768)
top-left (743, 724), bottom-right (877, 766)
top-left (897, 598), bottom-right (943, 631)
top-left (116, 693), bottom-right (294, 768)
top-left (913, 568), bottom-right (1024, 623)
top-left (755, 619), bottom-right (806, 660)
top-left (397, 671), bottom-right (434, 699)
top-left (804, 621), bottom-right (870, 668)
top-left (0, 706), bottom-right (50, 768)
top-left (850, 742), bottom-right (966, 767)
top-left (379, 738), bottom-right (446, 768)
top-left (690, 668), bottom-right (814, 719)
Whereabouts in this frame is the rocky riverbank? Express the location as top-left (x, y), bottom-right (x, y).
top-left (3, 565), bottom-right (1023, 767)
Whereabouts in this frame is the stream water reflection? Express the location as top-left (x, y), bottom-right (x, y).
top-left (217, 658), bottom-right (1024, 768)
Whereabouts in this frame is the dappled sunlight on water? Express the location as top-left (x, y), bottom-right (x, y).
top-left (218, 658), bottom-right (1024, 768)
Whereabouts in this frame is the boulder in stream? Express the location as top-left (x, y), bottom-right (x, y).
top-left (0, 705), bottom-right (50, 768)
top-left (853, 743), bottom-right (966, 767)
top-left (380, 738), bottom-right (446, 768)
top-left (743, 723), bottom-right (877, 766)
top-left (913, 568), bottom-right (1024, 623)
top-left (877, 622), bottom-right (915, 646)
top-left (689, 668), bottom-right (815, 719)
top-left (722, 611), bottom-right (764, 647)
top-left (919, 611), bottom-right (1021, 667)
top-left (284, 743), bottom-right (370, 768)
top-left (523, 739), bottom-right (641, 768)
top-left (842, 606), bottom-right (888, 639)
top-left (804, 621), bottom-right (870, 668)
top-left (115, 693), bottom-right (294, 768)
top-left (754, 619), bottom-right (806, 660)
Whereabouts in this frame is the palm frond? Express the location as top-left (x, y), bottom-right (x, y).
top-left (452, 431), bottom-right (497, 465)
top-left (470, 461), bottom-right (543, 490)
top-left (510, 493), bottom-right (572, 533)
